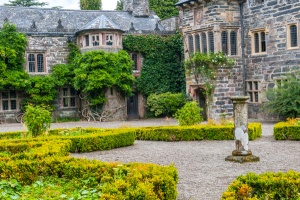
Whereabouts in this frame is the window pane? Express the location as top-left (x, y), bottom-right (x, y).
top-left (254, 33), bottom-right (259, 53)
top-left (63, 88), bottom-right (68, 96)
top-left (10, 91), bottom-right (16, 98)
top-left (208, 32), bottom-right (214, 53)
top-left (230, 31), bottom-right (237, 55)
top-left (290, 25), bottom-right (297, 47)
top-left (248, 92), bottom-right (253, 102)
top-left (28, 54), bottom-right (35, 72)
top-left (202, 33), bottom-right (207, 53)
top-left (132, 54), bottom-right (138, 70)
top-left (188, 35), bottom-right (194, 53)
top-left (2, 92), bottom-right (8, 99)
top-left (85, 35), bottom-right (89, 46)
top-left (2, 100), bottom-right (8, 110)
top-left (11, 100), bottom-right (17, 110)
top-left (70, 88), bottom-right (76, 96)
top-left (63, 98), bottom-right (68, 107)
top-left (254, 81), bottom-right (258, 90)
top-left (195, 34), bottom-right (200, 52)
top-left (254, 92), bottom-right (259, 102)
top-left (248, 82), bottom-right (252, 90)
top-left (261, 32), bottom-right (266, 52)
top-left (70, 97), bottom-right (76, 107)
top-left (221, 31), bottom-right (228, 55)
top-left (37, 54), bottom-right (44, 72)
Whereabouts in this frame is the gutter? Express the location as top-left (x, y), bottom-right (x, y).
top-left (239, 0), bottom-right (246, 95)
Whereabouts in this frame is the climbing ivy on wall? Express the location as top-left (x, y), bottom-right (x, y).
top-left (149, 0), bottom-right (179, 20)
top-left (122, 33), bottom-right (185, 96)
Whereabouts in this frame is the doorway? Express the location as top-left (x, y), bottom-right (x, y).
top-left (127, 92), bottom-right (139, 119)
top-left (195, 88), bottom-right (207, 120)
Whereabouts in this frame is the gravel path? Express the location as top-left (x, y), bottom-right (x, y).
top-left (71, 124), bottom-right (300, 200)
top-left (1, 121), bottom-right (299, 199)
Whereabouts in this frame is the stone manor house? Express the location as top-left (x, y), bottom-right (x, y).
top-left (0, 0), bottom-right (177, 123)
top-left (176, 0), bottom-right (300, 121)
top-left (1, 0), bottom-right (300, 122)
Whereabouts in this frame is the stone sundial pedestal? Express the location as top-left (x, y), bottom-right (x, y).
top-left (225, 96), bottom-right (260, 163)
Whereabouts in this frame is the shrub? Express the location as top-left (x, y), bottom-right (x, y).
top-left (146, 92), bottom-right (185, 117)
top-left (23, 104), bottom-right (52, 137)
top-left (174, 101), bottom-right (203, 126)
top-left (222, 171), bottom-right (300, 199)
top-left (274, 122), bottom-right (300, 140)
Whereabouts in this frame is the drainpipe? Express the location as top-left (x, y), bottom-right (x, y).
top-left (239, 0), bottom-right (246, 95)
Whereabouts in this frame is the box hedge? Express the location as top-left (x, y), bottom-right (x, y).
top-left (274, 122), bottom-right (300, 140)
top-left (222, 170), bottom-right (300, 199)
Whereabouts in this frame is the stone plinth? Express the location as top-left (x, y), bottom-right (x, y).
top-left (225, 96), bottom-right (260, 163)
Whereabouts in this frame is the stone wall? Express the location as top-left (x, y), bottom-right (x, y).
top-left (243, 0), bottom-right (300, 121)
top-left (160, 17), bottom-right (179, 31)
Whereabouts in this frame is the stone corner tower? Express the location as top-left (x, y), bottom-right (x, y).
top-left (123, 0), bottom-right (149, 17)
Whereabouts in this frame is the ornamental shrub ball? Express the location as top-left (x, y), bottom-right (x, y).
top-left (174, 101), bottom-right (203, 126)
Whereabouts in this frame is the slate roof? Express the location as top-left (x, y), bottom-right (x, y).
top-left (175, 0), bottom-right (193, 6)
top-left (0, 6), bottom-right (166, 34)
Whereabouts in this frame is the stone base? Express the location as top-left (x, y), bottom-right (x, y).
top-left (225, 153), bottom-right (260, 163)
top-left (232, 150), bottom-right (252, 156)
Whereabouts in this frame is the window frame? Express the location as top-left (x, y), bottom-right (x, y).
top-left (188, 35), bottom-right (194, 54)
top-left (61, 87), bottom-right (78, 108)
top-left (246, 80), bottom-right (260, 103)
top-left (287, 23), bottom-right (299, 50)
top-left (0, 90), bottom-right (19, 111)
top-left (249, 28), bottom-right (268, 55)
top-left (26, 52), bottom-right (46, 74)
top-left (129, 52), bottom-right (141, 72)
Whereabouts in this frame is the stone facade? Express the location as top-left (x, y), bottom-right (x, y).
top-left (176, 0), bottom-right (300, 121)
top-left (0, 0), bottom-right (174, 123)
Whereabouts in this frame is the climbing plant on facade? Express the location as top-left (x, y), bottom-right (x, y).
top-left (123, 33), bottom-right (185, 96)
top-left (184, 52), bottom-right (234, 97)
top-left (80, 0), bottom-right (102, 10)
top-left (148, 0), bottom-right (179, 20)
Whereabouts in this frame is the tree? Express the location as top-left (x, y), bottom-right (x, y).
top-left (80, 0), bottom-right (102, 10)
top-left (184, 52), bottom-right (234, 97)
top-left (263, 73), bottom-right (300, 118)
top-left (0, 22), bottom-right (29, 91)
top-left (4, 0), bottom-right (48, 7)
top-left (149, 0), bottom-right (179, 20)
top-left (115, 0), bottom-right (123, 10)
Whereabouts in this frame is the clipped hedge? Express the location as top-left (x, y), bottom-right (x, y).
top-left (274, 122), bottom-right (300, 140)
top-left (135, 123), bottom-right (262, 141)
top-left (222, 170), bottom-right (300, 199)
top-left (0, 128), bottom-right (178, 199)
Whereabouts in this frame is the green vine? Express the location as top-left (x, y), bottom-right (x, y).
top-left (184, 52), bottom-right (234, 98)
top-left (123, 33), bottom-right (186, 96)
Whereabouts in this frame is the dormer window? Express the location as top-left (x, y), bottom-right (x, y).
top-left (106, 34), bottom-right (113, 46)
top-left (92, 35), bottom-right (99, 46)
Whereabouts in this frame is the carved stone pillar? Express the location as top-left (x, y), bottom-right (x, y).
top-left (225, 96), bottom-right (260, 163)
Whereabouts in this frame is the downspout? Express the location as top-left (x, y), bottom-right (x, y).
top-left (239, 0), bottom-right (246, 95)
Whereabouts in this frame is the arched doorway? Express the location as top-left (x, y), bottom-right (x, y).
top-left (195, 88), bottom-right (207, 120)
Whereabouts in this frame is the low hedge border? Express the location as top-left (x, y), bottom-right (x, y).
top-left (274, 122), bottom-right (300, 140)
top-left (134, 123), bottom-right (262, 141)
top-left (222, 170), bottom-right (300, 199)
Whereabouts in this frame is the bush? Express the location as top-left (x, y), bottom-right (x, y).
top-left (274, 122), bottom-right (300, 140)
top-left (146, 92), bottom-right (185, 117)
top-left (222, 171), bottom-right (300, 199)
top-left (23, 104), bottom-right (52, 137)
top-left (174, 101), bottom-right (203, 126)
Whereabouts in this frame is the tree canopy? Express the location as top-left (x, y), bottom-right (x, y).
top-left (80, 0), bottom-right (102, 10)
top-left (115, 0), bottom-right (123, 10)
top-left (4, 0), bottom-right (48, 7)
top-left (149, 0), bottom-right (179, 20)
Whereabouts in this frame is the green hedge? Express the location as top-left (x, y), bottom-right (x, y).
top-left (222, 170), bottom-right (300, 199)
top-left (134, 123), bottom-right (262, 141)
top-left (274, 122), bottom-right (300, 140)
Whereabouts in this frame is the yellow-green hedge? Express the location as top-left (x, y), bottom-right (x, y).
top-left (222, 170), bottom-right (300, 199)
top-left (274, 122), bottom-right (300, 140)
top-left (134, 123), bottom-right (262, 141)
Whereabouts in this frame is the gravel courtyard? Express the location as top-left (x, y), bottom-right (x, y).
top-left (1, 120), bottom-right (299, 199)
